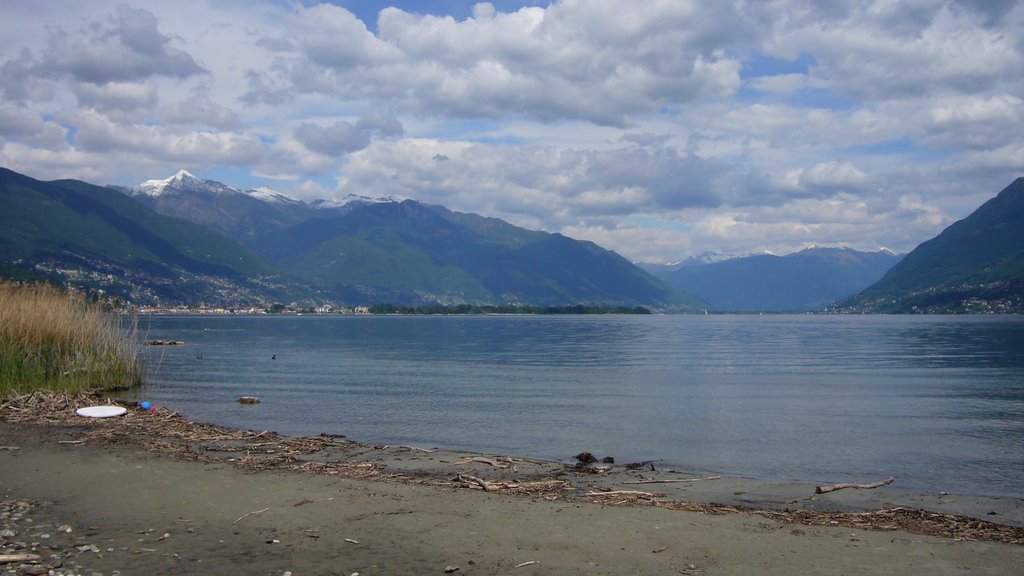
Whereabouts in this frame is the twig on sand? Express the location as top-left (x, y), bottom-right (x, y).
top-left (623, 476), bottom-right (722, 485)
top-left (815, 476), bottom-right (895, 494)
top-left (455, 457), bottom-right (510, 468)
top-left (0, 554), bottom-right (42, 564)
top-left (586, 490), bottom-right (663, 498)
top-left (383, 444), bottom-right (435, 453)
top-left (515, 560), bottom-right (539, 568)
top-left (232, 507), bottom-right (270, 525)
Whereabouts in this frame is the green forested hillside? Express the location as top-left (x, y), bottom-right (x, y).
top-left (0, 168), bottom-right (295, 305)
top-left (834, 178), bottom-right (1024, 313)
top-left (250, 200), bottom-right (702, 309)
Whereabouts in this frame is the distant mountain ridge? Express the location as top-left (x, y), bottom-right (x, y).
top-left (648, 246), bottom-right (903, 312)
top-left (834, 177), bottom-right (1024, 313)
top-left (1, 167), bottom-right (700, 310)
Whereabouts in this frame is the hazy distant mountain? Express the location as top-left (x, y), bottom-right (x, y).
top-left (638, 250), bottom-right (767, 275)
top-left (834, 177), bottom-right (1024, 313)
top-left (651, 246), bottom-right (902, 312)
top-left (0, 168), bottom-right (297, 305)
top-left (250, 199), bottom-right (702, 309)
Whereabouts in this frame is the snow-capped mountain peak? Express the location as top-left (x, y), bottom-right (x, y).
top-left (132, 170), bottom-right (237, 198)
top-left (244, 185), bottom-right (301, 205)
top-left (129, 170), bottom-right (390, 209)
top-left (310, 193), bottom-right (401, 211)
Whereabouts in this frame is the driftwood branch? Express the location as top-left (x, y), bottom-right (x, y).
top-left (815, 476), bottom-right (895, 494)
top-left (622, 476), bottom-right (722, 485)
top-left (383, 445), bottom-right (436, 453)
top-left (458, 474), bottom-right (494, 492)
top-left (455, 457), bottom-right (509, 468)
top-left (586, 490), bottom-right (662, 498)
top-left (0, 554), bottom-right (42, 564)
top-left (232, 506), bottom-right (270, 525)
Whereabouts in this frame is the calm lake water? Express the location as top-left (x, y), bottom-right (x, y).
top-left (132, 314), bottom-right (1024, 498)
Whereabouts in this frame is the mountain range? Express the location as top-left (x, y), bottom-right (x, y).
top-left (834, 177), bottom-right (1024, 313)
top-left (1, 168), bottom-right (698, 310)
top-left (3, 166), bottom-right (1020, 312)
top-left (644, 247), bottom-right (903, 312)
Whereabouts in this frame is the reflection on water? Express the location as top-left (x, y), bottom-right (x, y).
top-left (134, 314), bottom-right (1024, 497)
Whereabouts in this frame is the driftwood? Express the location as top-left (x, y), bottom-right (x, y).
top-left (622, 476), bottom-right (722, 485)
top-left (384, 445), bottom-right (435, 453)
top-left (586, 490), bottom-right (663, 498)
top-left (458, 474), bottom-right (494, 492)
top-left (4, 391), bottom-right (1022, 546)
top-left (0, 554), bottom-right (42, 564)
top-left (455, 456), bottom-right (510, 468)
top-left (515, 561), bottom-right (539, 568)
top-left (232, 506), bottom-right (270, 525)
top-left (816, 476), bottom-right (895, 494)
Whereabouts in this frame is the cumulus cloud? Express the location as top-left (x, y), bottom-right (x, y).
top-left (163, 92), bottom-right (243, 130)
top-left (37, 5), bottom-right (206, 85)
top-left (71, 81), bottom-right (159, 115)
top-left (262, 1), bottom-right (745, 126)
top-left (769, 3), bottom-right (1024, 101)
top-left (71, 110), bottom-right (264, 166)
top-left (293, 113), bottom-right (403, 157)
top-left (337, 138), bottom-right (730, 230)
top-left (0, 107), bottom-right (69, 150)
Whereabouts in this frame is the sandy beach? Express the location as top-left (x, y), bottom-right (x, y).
top-left (2, 393), bottom-right (1022, 575)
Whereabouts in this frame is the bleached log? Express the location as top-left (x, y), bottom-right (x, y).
top-left (459, 474), bottom-right (494, 492)
top-left (0, 554), bottom-right (42, 564)
top-left (586, 490), bottom-right (661, 498)
top-left (815, 476), bottom-right (895, 494)
top-left (622, 476), bottom-right (722, 485)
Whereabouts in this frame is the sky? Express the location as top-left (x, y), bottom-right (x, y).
top-left (1, 0), bottom-right (1022, 264)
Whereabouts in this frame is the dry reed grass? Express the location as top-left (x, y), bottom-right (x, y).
top-left (0, 282), bottom-right (143, 396)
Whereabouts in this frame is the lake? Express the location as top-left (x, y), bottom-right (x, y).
top-left (132, 314), bottom-right (1024, 498)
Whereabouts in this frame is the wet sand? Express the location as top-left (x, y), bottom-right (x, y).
top-left (2, 401), bottom-right (1023, 575)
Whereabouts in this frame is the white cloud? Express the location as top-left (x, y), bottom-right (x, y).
top-left (70, 109), bottom-right (265, 166)
top-left (0, 107), bottom-right (69, 150)
top-left (37, 5), bottom-right (206, 85)
top-left (71, 81), bottom-right (159, 115)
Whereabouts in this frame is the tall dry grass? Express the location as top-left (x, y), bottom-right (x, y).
top-left (0, 282), bottom-right (143, 396)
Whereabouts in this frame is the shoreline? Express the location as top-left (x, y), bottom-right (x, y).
top-left (3, 391), bottom-right (1023, 574)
